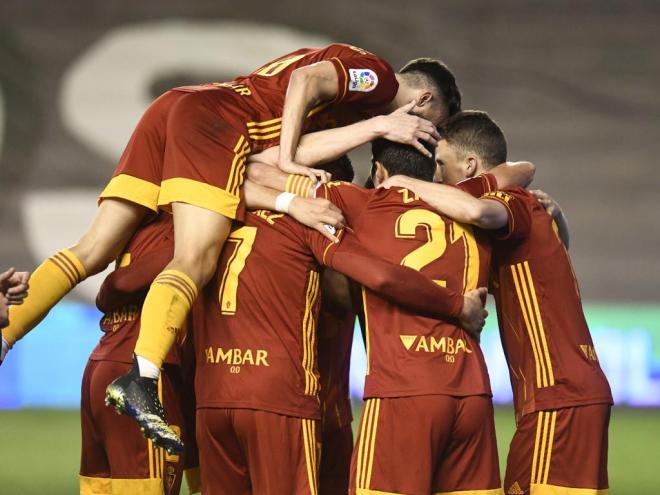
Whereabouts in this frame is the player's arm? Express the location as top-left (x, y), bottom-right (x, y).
top-left (278, 61), bottom-right (340, 182)
top-left (531, 189), bottom-right (570, 248)
top-left (242, 180), bottom-right (344, 242)
top-left (251, 101), bottom-right (438, 169)
top-left (488, 161), bottom-right (536, 188)
top-left (380, 176), bottom-right (510, 230)
top-left (322, 230), bottom-right (487, 336)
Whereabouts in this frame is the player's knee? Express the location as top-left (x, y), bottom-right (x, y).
top-left (170, 249), bottom-right (219, 288)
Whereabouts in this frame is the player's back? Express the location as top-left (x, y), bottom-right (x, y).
top-left (352, 187), bottom-right (493, 399)
top-left (491, 189), bottom-right (612, 417)
top-left (192, 209), bottom-right (339, 420)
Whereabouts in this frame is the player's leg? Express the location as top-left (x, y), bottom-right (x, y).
top-left (196, 408), bottom-right (251, 495)
top-left (504, 404), bottom-right (610, 495)
top-left (431, 395), bottom-right (502, 494)
top-left (236, 409), bottom-right (320, 495)
top-left (2, 90), bottom-right (181, 352)
top-left (3, 199), bottom-right (147, 348)
top-left (79, 359), bottom-right (112, 495)
top-left (319, 423), bottom-right (353, 495)
top-left (106, 89), bottom-right (250, 450)
top-left (349, 396), bottom-right (454, 495)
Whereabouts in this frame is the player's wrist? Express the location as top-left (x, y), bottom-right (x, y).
top-left (275, 192), bottom-right (297, 214)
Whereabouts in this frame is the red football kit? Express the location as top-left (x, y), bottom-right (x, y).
top-left (191, 208), bottom-right (468, 495)
top-left (317, 293), bottom-right (356, 495)
top-left (315, 178), bottom-right (532, 495)
top-left (80, 214), bottom-right (188, 495)
top-left (99, 44), bottom-right (398, 219)
top-left (453, 174), bottom-right (613, 495)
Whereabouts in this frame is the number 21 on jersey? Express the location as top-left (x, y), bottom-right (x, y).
top-left (395, 209), bottom-right (479, 293)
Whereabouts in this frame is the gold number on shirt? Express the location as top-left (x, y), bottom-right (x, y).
top-left (395, 209), bottom-right (479, 293)
top-left (218, 226), bottom-right (257, 315)
top-left (254, 54), bottom-right (307, 77)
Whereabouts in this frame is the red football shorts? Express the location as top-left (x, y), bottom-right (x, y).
top-left (79, 360), bottom-right (186, 495)
top-left (503, 404), bottom-right (610, 495)
top-left (99, 87), bottom-right (252, 220)
top-left (350, 395), bottom-right (501, 495)
top-left (319, 423), bottom-right (353, 495)
top-left (196, 408), bottom-right (321, 495)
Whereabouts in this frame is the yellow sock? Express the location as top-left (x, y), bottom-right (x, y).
top-left (4, 249), bottom-right (86, 346)
top-left (134, 269), bottom-right (197, 368)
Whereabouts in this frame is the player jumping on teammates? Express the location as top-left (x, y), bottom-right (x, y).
top-left (1, 44), bottom-right (461, 448)
top-left (381, 110), bottom-right (613, 495)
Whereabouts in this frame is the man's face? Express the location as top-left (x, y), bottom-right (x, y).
top-left (435, 139), bottom-right (468, 185)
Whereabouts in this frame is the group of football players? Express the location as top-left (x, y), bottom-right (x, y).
top-left (1, 43), bottom-right (612, 495)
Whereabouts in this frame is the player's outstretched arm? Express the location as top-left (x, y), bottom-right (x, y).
top-left (252, 101), bottom-right (438, 170)
top-left (380, 176), bottom-right (510, 230)
top-left (327, 231), bottom-right (487, 335)
top-left (488, 161), bottom-right (536, 188)
top-left (531, 189), bottom-right (570, 248)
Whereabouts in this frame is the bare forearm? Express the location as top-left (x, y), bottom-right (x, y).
top-left (279, 70), bottom-right (318, 165)
top-left (242, 179), bottom-right (281, 210)
top-left (390, 178), bottom-right (508, 229)
top-left (490, 161), bottom-right (536, 188)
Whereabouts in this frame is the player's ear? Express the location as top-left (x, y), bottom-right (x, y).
top-left (416, 92), bottom-right (433, 107)
top-left (374, 161), bottom-right (388, 186)
top-left (465, 155), bottom-right (479, 178)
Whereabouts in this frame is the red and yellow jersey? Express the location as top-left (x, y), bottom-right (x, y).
top-left (192, 210), bottom-right (345, 420)
top-left (317, 178), bottom-right (531, 399)
top-left (173, 43), bottom-right (398, 152)
top-left (91, 214), bottom-right (182, 366)
top-left (487, 188), bottom-right (613, 418)
top-left (317, 302), bottom-right (355, 430)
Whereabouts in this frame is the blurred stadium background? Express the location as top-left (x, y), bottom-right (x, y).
top-left (1, 0), bottom-right (659, 493)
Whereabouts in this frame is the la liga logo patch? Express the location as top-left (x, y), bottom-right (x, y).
top-left (348, 68), bottom-right (378, 92)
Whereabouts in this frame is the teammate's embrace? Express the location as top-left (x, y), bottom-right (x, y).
top-left (383, 110), bottom-right (613, 495)
top-left (1, 43), bottom-right (460, 449)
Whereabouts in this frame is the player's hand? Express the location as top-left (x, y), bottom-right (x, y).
top-left (531, 190), bottom-right (562, 219)
top-left (278, 160), bottom-right (331, 185)
top-left (0, 293), bottom-right (9, 330)
top-left (288, 196), bottom-right (345, 243)
top-left (458, 287), bottom-right (488, 341)
top-left (0, 268), bottom-right (30, 305)
top-left (373, 101), bottom-right (440, 157)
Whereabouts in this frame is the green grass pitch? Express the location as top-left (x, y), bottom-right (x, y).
top-left (0, 407), bottom-right (658, 494)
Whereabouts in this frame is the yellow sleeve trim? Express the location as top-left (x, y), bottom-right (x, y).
top-left (99, 174), bottom-right (161, 212)
top-left (158, 178), bottom-right (241, 219)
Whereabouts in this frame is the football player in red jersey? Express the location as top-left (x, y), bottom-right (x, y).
top-left (2, 44), bottom-right (462, 449)
top-left (381, 110), bottom-right (613, 495)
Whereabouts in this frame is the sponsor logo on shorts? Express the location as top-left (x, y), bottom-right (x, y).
top-left (399, 335), bottom-right (473, 356)
top-left (507, 481), bottom-right (525, 494)
top-left (348, 68), bottom-right (378, 92)
top-left (204, 346), bottom-right (269, 368)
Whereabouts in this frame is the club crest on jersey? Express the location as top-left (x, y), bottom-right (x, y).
top-left (349, 69), bottom-right (378, 92)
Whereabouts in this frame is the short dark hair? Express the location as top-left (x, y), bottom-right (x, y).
top-left (319, 155), bottom-right (354, 182)
top-left (400, 58), bottom-right (462, 116)
top-left (440, 110), bottom-right (507, 168)
top-left (371, 138), bottom-right (436, 182)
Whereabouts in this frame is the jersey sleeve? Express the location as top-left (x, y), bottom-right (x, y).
top-left (480, 186), bottom-right (533, 240)
top-left (455, 173), bottom-right (498, 198)
top-left (305, 228), bottom-right (464, 318)
top-left (316, 181), bottom-right (371, 227)
top-left (326, 45), bottom-right (399, 112)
